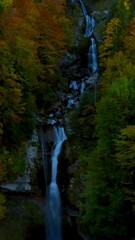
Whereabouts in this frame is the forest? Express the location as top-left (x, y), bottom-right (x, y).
top-left (0, 0), bottom-right (73, 181)
top-left (0, 0), bottom-right (135, 240)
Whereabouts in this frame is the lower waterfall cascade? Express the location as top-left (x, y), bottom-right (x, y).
top-left (45, 126), bottom-right (67, 240)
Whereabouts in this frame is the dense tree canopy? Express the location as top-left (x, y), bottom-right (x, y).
top-left (0, 0), bottom-right (73, 182)
top-left (0, 0), bottom-right (74, 220)
top-left (67, 1), bottom-right (135, 239)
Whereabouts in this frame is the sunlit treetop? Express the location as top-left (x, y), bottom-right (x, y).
top-left (0, 0), bottom-right (13, 13)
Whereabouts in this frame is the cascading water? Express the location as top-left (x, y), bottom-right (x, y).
top-left (42, 2), bottom-right (98, 239)
top-left (79, 0), bottom-right (87, 16)
top-left (51, 126), bottom-right (67, 183)
top-left (85, 15), bottom-right (95, 37)
top-left (80, 80), bottom-right (85, 95)
top-left (79, 0), bottom-right (95, 37)
top-left (46, 125), bottom-right (67, 240)
top-left (78, 0), bottom-right (98, 73)
top-left (88, 37), bottom-right (98, 73)
top-left (69, 80), bottom-right (78, 91)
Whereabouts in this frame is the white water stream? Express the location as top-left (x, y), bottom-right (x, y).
top-left (46, 126), bottom-right (67, 240)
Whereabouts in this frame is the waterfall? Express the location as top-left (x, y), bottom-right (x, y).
top-left (80, 80), bottom-right (85, 95)
top-left (51, 126), bottom-right (67, 183)
top-left (46, 125), bottom-right (67, 240)
top-left (46, 182), bottom-right (62, 240)
top-left (69, 80), bottom-right (78, 91)
top-left (42, 2), bottom-right (98, 239)
top-left (47, 114), bottom-right (56, 125)
top-left (79, 0), bottom-right (87, 15)
top-left (88, 37), bottom-right (98, 73)
top-left (85, 15), bottom-right (95, 37)
top-left (78, 0), bottom-right (98, 74)
top-left (79, 0), bottom-right (95, 37)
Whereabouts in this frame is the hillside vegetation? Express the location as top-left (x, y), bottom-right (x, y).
top-left (67, 0), bottom-right (135, 239)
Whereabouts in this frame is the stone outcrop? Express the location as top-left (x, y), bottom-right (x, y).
top-left (0, 130), bottom-right (39, 192)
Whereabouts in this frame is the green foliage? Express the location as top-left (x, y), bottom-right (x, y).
top-left (73, 12), bottom-right (135, 238)
top-left (96, 77), bottom-right (135, 142)
top-left (0, 0), bottom-right (13, 13)
top-left (122, 17), bottom-right (135, 63)
top-left (99, 0), bottom-right (135, 73)
top-left (0, 0), bottom-right (73, 182)
top-left (21, 95), bottom-right (36, 137)
top-left (115, 125), bottom-right (135, 212)
top-left (35, 81), bottom-right (57, 109)
top-left (77, 77), bottom-right (135, 239)
top-left (116, 0), bottom-right (134, 26)
top-left (80, 170), bottom-right (126, 239)
top-left (0, 144), bottom-right (26, 182)
top-left (100, 52), bottom-right (135, 94)
top-left (0, 194), bottom-right (7, 220)
top-left (68, 92), bottom-right (96, 148)
top-left (0, 198), bottom-right (44, 240)
top-left (99, 17), bottom-right (121, 70)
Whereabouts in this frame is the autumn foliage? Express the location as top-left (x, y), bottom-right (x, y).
top-left (0, 0), bottom-right (73, 184)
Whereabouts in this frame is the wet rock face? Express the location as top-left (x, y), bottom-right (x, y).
top-left (0, 130), bottom-right (39, 193)
top-left (60, 52), bottom-right (82, 78)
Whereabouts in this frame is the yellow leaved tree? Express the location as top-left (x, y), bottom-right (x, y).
top-left (99, 17), bottom-right (121, 70)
